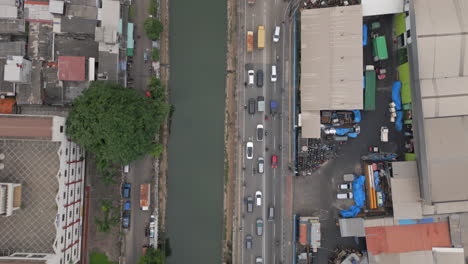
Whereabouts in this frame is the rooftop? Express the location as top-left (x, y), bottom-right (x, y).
top-left (97, 49), bottom-right (119, 82)
top-left (300, 5), bottom-right (363, 138)
top-left (54, 35), bottom-right (98, 58)
top-left (58, 56), bottom-right (85, 81)
top-left (65, 4), bottom-right (97, 19)
top-left (0, 41), bottom-right (25, 59)
top-left (0, 138), bottom-right (59, 254)
top-left (411, 0), bottom-right (468, 203)
top-left (27, 22), bottom-right (53, 61)
top-left (365, 223), bottom-right (451, 255)
top-left (60, 16), bottom-right (96, 34)
top-left (0, 19), bottom-right (25, 34)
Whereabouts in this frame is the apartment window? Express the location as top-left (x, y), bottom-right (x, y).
top-left (76, 207), bottom-right (79, 214)
top-left (61, 236), bottom-right (64, 244)
top-left (78, 167), bottom-right (81, 175)
top-left (74, 248), bottom-right (76, 256)
top-left (64, 170), bottom-right (67, 177)
top-left (60, 126), bottom-right (64, 133)
top-left (69, 211), bottom-right (72, 218)
top-left (68, 232), bottom-right (71, 239)
top-left (62, 214), bottom-right (65, 221)
top-left (72, 148), bottom-right (75, 154)
top-left (70, 190), bottom-right (73, 196)
top-left (65, 148), bottom-right (68, 155)
top-left (67, 254), bottom-right (70, 261)
top-left (77, 187), bottom-right (80, 195)
top-left (75, 228), bottom-right (78, 235)
top-left (71, 169), bottom-right (74, 176)
top-left (63, 192), bottom-right (66, 199)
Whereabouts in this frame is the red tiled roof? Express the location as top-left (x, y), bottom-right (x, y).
top-left (58, 56), bottom-right (85, 81)
top-left (365, 222), bottom-right (451, 255)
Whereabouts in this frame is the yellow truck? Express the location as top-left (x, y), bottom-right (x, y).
top-left (257, 26), bottom-right (265, 49)
top-left (247, 31), bottom-right (253, 52)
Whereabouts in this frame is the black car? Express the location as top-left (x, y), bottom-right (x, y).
top-left (246, 196), bottom-right (253, 213)
top-left (245, 235), bottom-right (253, 249)
top-left (248, 98), bottom-right (256, 114)
top-left (256, 70), bottom-right (263, 87)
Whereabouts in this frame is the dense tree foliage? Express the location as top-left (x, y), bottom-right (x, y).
top-left (144, 18), bottom-right (163, 40)
top-left (138, 248), bottom-right (165, 264)
top-left (66, 81), bottom-right (168, 166)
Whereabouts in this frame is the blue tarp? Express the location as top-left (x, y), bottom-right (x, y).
top-left (270, 100), bottom-right (278, 109)
top-left (352, 110), bottom-right (361, 123)
top-left (395, 111), bottom-right (403, 131)
top-left (335, 128), bottom-right (353, 136)
top-left (348, 133), bottom-right (359, 138)
top-left (392, 81), bottom-right (402, 110)
top-left (363, 24), bottom-right (368, 46)
top-left (340, 176), bottom-right (366, 218)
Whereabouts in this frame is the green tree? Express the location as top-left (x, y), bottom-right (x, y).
top-left (66, 81), bottom-right (168, 166)
top-left (94, 200), bottom-right (119, 233)
top-left (144, 18), bottom-right (163, 40)
top-left (138, 248), bottom-right (165, 264)
top-left (152, 48), bottom-right (160, 61)
top-left (149, 0), bottom-right (158, 15)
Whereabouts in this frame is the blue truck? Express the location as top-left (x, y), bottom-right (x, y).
top-left (122, 183), bottom-right (131, 198)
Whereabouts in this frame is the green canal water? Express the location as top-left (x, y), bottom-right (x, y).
top-left (166, 0), bottom-right (227, 262)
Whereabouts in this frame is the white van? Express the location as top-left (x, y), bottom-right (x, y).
top-left (380, 126), bottom-right (389, 142)
top-left (123, 164), bottom-right (130, 173)
top-left (273, 26), bottom-right (280, 42)
top-left (271, 65), bottom-right (277, 82)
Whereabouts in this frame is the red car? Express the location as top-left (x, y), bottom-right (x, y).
top-left (271, 155), bottom-right (278, 168)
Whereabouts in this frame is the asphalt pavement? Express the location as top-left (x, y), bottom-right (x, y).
top-left (123, 0), bottom-right (155, 262)
top-left (234, 0), bottom-right (294, 263)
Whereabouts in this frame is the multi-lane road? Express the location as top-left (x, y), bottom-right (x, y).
top-left (235, 0), bottom-right (295, 263)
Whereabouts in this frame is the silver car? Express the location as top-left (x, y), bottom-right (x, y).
top-left (257, 157), bottom-right (264, 174)
top-left (256, 218), bottom-right (263, 236)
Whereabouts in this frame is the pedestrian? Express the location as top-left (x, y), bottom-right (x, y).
top-left (244, 81), bottom-right (247, 86)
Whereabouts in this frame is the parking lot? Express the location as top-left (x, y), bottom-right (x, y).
top-left (293, 15), bottom-right (406, 263)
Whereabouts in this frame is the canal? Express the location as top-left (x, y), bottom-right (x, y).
top-left (166, 0), bottom-right (227, 262)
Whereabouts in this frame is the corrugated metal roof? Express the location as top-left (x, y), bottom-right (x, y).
top-left (300, 5), bottom-right (363, 111)
top-left (365, 223), bottom-right (451, 255)
top-left (58, 56), bottom-right (85, 81)
top-left (0, 115), bottom-right (52, 139)
top-left (424, 116), bottom-right (468, 202)
top-left (48, 0), bottom-right (64, 14)
top-left (0, 6), bottom-right (17, 18)
top-left (339, 218), bottom-right (366, 237)
top-left (412, 0), bottom-right (468, 203)
top-left (390, 161), bottom-right (423, 220)
top-left (301, 111), bottom-right (320, 138)
top-left (361, 0), bottom-right (404, 16)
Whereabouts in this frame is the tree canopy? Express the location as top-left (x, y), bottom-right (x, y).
top-left (144, 18), bottom-right (163, 40)
top-left (66, 81), bottom-right (168, 166)
top-left (138, 248), bottom-right (165, 264)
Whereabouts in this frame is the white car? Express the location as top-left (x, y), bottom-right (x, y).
top-left (271, 65), bottom-right (277, 82)
top-left (337, 192), bottom-right (353, 200)
top-left (273, 26), bottom-right (280, 42)
top-left (339, 183), bottom-right (352, 190)
top-left (255, 191), bottom-right (262, 206)
top-left (256, 257), bottom-right (263, 264)
top-left (381, 126), bottom-right (389, 142)
top-left (248, 70), bottom-right (255, 85)
top-left (246, 142), bottom-right (253, 159)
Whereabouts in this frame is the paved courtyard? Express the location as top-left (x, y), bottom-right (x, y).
top-left (0, 140), bottom-right (60, 255)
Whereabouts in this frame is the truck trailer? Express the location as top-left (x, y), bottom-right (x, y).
top-left (247, 31), bottom-right (254, 52)
top-left (257, 26), bottom-right (265, 49)
top-left (140, 184), bottom-right (150, 211)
